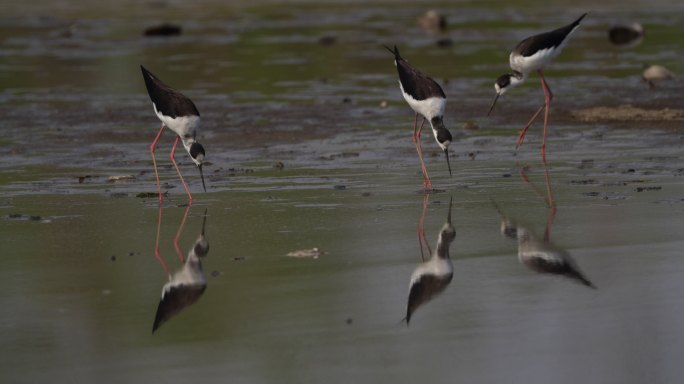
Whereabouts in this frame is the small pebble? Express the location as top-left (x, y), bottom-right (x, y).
top-left (144, 23), bottom-right (182, 37)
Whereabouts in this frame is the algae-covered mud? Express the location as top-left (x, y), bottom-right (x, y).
top-left (1, 1), bottom-right (684, 383)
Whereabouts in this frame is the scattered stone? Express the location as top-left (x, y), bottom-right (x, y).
top-left (342, 97), bottom-right (352, 104)
top-left (345, 317), bottom-right (353, 325)
top-left (571, 179), bottom-right (598, 185)
top-left (109, 192), bottom-right (128, 198)
top-left (144, 23), bottom-right (182, 37)
top-left (318, 35), bottom-right (337, 45)
top-left (111, 255), bottom-right (116, 261)
top-left (361, 192), bottom-right (372, 197)
top-left (636, 186), bottom-right (662, 192)
top-left (436, 37), bottom-right (453, 47)
top-left (582, 192), bottom-right (601, 197)
top-left (136, 192), bottom-right (159, 198)
top-left (379, 100), bottom-right (388, 108)
top-left (273, 161), bottom-right (285, 170)
top-left (286, 247), bottom-right (326, 259)
top-left (578, 159), bottom-right (594, 169)
top-left (502, 173), bottom-right (511, 178)
top-left (108, 175), bottom-right (135, 182)
top-left (233, 257), bottom-right (246, 262)
top-left (333, 185), bottom-right (346, 190)
top-left (463, 121), bottom-right (479, 130)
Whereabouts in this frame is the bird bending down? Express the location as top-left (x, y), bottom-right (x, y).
top-left (487, 13), bottom-right (588, 162)
top-left (385, 45), bottom-right (453, 191)
top-left (141, 65), bottom-right (206, 204)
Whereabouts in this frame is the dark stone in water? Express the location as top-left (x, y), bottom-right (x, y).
top-left (318, 35), bottom-right (337, 45)
top-left (436, 37), bottom-right (453, 47)
top-left (636, 186), bottom-right (662, 192)
top-left (144, 23), bottom-right (182, 37)
top-left (334, 185), bottom-right (346, 190)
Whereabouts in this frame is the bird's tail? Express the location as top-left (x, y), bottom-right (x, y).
top-left (383, 44), bottom-right (401, 60)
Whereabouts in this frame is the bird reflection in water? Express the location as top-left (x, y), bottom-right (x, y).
top-left (494, 164), bottom-right (595, 289)
top-left (152, 205), bottom-right (210, 332)
top-left (404, 194), bottom-right (456, 325)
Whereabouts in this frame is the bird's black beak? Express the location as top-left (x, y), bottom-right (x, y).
top-left (487, 93), bottom-right (500, 117)
top-left (444, 149), bottom-right (452, 176)
top-left (198, 164), bottom-right (207, 192)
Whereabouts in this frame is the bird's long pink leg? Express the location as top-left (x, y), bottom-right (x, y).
top-left (170, 136), bottom-right (193, 204)
top-left (516, 105), bottom-right (545, 149)
top-left (413, 116), bottom-right (432, 191)
top-left (150, 123), bottom-right (165, 204)
top-left (154, 205), bottom-right (171, 277)
top-left (173, 204), bottom-right (192, 263)
top-left (538, 69), bottom-right (554, 163)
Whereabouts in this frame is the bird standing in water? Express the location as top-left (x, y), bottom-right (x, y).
top-left (488, 13), bottom-right (588, 162)
top-left (385, 45), bottom-right (453, 191)
top-left (141, 65), bottom-right (207, 204)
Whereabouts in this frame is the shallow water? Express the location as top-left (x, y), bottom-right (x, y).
top-left (2, 1), bottom-right (684, 383)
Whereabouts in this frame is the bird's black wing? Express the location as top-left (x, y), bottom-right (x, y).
top-left (405, 273), bottom-right (453, 324)
top-left (141, 65), bottom-right (200, 118)
top-left (514, 13), bottom-right (587, 57)
top-left (396, 59), bottom-right (446, 101)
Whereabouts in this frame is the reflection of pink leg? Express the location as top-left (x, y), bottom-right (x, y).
top-left (544, 205), bottom-right (557, 243)
top-left (542, 161), bottom-right (556, 209)
top-left (170, 136), bottom-right (193, 203)
top-left (538, 69), bottom-right (554, 162)
top-left (413, 117), bottom-right (432, 191)
top-left (154, 206), bottom-right (170, 277)
top-left (173, 204), bottom-right (192, 263)
top-left (150, 123), bottom-right (165, 204)
top-left (417, 193), bottom-right (431, 261)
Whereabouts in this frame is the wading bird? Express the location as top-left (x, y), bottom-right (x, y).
top-left (141, 65), bottom-right (206, 203)
top-left (488, 13), bottom-right (587, 162)
top-left (385, 45), bottom-right (453, 191)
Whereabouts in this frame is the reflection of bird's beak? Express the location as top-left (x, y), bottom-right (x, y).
top-left (198, 164), bottom-right (207, 192)
top-left (487, 93), bottom-right (500, 116)
top-left (447, 196), bottom-right (453, 224)
top-left (444, 149), bottom-right (452, 176)
top-left (201, 208), bottom-right (208, 235)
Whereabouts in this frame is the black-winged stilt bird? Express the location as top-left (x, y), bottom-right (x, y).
top-left (404, 195), bottom-right (455, 324)
top-left (152, 207), bottom-right (210, 332)
top-left (487, 13), bottom-right (588, 162)
top-left (141, 65), bottom-right (206, 203)
top-left (385, 45), bottom-right (453, 191)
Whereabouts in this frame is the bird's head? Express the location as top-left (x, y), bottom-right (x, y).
top-left (431, 117), bottom-right (453, 176)
top-left (188, 142), bottom-right (207, 192)
top-left (487, 72), bottom-right (524, 116)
